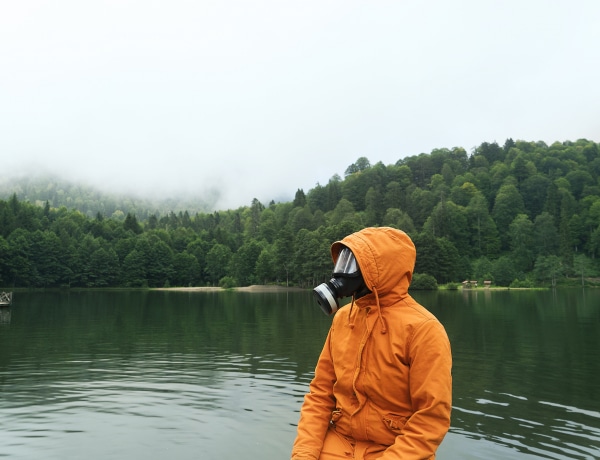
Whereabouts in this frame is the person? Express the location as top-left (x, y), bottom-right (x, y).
top-left (291, 227), bottom-right (452, 460)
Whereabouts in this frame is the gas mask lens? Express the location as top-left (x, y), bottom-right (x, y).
top-left (333, 247), bottom-right (359, 275)
top-left (313, 247), bottom-right (367, 316)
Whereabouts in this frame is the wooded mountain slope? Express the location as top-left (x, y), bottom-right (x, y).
top-left (2, 138), bottom-right (599, 289)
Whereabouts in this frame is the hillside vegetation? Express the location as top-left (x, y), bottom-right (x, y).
top-left (0, 173), bottom-right (218, 218)
top-left (2, 138), bottom-right (600, 289)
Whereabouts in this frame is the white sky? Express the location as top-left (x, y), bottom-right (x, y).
top-left (2, 1), bottom-right (599, 210)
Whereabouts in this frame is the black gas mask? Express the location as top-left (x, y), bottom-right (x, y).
top-left (313, 247), bottom-right (370, 315)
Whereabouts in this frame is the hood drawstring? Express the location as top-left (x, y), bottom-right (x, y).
top-left (347, 288), bottom-right (386, 334)
top-left (373, 287), bottom-right (386, 334)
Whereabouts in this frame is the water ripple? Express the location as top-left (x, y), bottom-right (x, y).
top-left (451, 389), bottom-right (600, 459)
top-left (0, 351), bottom-right (304, 459)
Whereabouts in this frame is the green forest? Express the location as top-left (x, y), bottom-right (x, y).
top-left (2, 138), bottom-right (600, 290)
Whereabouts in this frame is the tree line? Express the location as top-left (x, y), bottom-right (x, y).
top-left (1, 138), bottom-right (600, 289)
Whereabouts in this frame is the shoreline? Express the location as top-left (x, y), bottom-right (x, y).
top-left (152, 285), bottom-right (308, 293)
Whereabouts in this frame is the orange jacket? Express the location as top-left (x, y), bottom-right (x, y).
top-left (292, 227), bottom-right (452, 459)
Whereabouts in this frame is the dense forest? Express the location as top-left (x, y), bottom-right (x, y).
top-left (2, 138), bottom-right (600, 290)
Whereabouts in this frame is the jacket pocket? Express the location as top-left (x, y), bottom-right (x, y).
top-left (383, 413), bottom-right (409, 433)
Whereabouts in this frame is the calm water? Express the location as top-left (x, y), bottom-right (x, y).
top-left (0, 289), bottom-right (598, 459)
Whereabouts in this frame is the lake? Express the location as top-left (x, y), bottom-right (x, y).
top-left (0, 288), bottom-right (598, 459)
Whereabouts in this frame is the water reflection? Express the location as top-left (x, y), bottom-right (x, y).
top-left (0, 307), bottom-right (10, 324)
top-left (0, 290), bottom-right (325, 459)
top-left (413, 289), bottom-right (600, 459)
top-left (0, 289), bottom-right (598, 459)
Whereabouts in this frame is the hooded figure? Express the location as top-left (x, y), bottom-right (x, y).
top-left (291, 227), bottom-right (452, 460)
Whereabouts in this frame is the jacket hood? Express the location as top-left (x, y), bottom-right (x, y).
top-left (331, 227), bottom-right (415, 308)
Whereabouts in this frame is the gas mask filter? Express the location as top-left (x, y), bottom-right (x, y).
top-left (313, 247), bottom-right (369, 315)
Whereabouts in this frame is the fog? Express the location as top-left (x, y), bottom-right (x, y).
top-left (2, 1), bottom-right (599, 210)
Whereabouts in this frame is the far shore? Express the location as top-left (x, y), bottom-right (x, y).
top-left (152, 285), bottom-right (308, 293)
top-left (4, 283), bottom-right (597, 293)
top-left (151, 285), bottom-right (572, 293)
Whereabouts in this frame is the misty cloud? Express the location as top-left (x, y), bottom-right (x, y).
top-left (2, 1), bottom-right (599, 210)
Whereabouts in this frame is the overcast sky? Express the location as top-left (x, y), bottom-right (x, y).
top-left (2, 1), bottom-right (599, 210)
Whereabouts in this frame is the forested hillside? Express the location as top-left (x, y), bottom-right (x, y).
top-left (2, 138), bottom-right (600, 289)
top-left (0, 173), bottom-right (218, 218)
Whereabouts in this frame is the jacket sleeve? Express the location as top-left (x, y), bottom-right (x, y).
top-left (382, 319), bottom-right (453, 460)
top-left (291, 328), bottom-right (337, 460)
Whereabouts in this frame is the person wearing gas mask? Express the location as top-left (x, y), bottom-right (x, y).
top-left (291, 227), bottom-right (452, 460)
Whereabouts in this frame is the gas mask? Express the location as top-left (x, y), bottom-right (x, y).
top-left (313, 247), bottom-right (370, 315)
